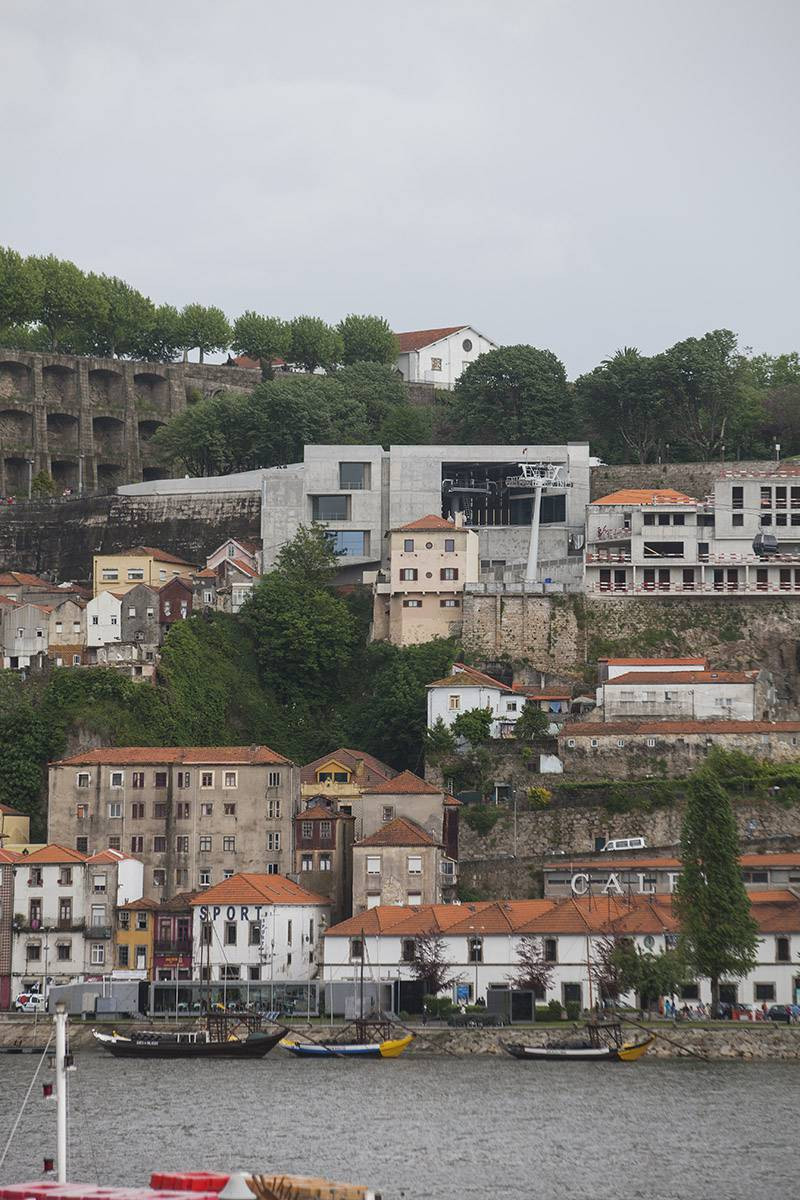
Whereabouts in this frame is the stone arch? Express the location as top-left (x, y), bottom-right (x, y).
top-left (92, 414), bottom-right (125, 460)
top-left (134, 372), bottom-right (169, 414)
top-left (46, 411), bottom-right (79, 454)
top-left (51, 459), bottom-right (79, 491)
top-left (3, 456), bottom-right (29, 494)
top-left (96, 462), bottom-right (123, 490)
top-left (0, 360), bottom-right (32, 401)
top-left (89, 368), bottom-right (123, 410)
top-left (137, 418), bottom-right (166, 444)
top-left (42, 363), bottom-right (77, 408)
top-left (0, 408), bottom-right (33, 449)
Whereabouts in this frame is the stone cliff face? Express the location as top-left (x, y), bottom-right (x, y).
top-left (0, 493), bottom-right (261, 579)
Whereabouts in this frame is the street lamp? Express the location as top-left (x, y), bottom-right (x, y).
top-left (26, 458), bottom-right (34, 500)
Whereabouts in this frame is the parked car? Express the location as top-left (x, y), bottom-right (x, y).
top-left (766, 1004), bottom-right (792, 1023)
top-left (14, 992), bottom-right (46, 1013)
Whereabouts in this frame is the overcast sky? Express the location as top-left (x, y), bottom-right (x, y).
top-left (3, 1), bottom-right (798, 376)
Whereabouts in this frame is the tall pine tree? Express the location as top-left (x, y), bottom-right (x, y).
top-left (674, 768), bottom-right (759, 1010)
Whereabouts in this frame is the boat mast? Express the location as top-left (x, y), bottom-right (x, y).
top-left (54, 1002), bottom-right (68, 1182)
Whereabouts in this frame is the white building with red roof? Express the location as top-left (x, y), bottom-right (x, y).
top-left (393, 325), bottom-right (498, 389)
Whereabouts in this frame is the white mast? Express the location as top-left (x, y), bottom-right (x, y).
top-left (54, 1002), bottom-right (68, 1182)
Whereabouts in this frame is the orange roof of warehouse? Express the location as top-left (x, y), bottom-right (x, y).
top-left (190, 873), bottom-right (328, 906)
top-left (600, 656), bottom-right (708, 667)
top-left (592, 489), bottom-right (696, 506)
top-left (52, 746), bottom-right (289, 766)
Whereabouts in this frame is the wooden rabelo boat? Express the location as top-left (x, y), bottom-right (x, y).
top-left (281, 1017), bottom-right (412, 1059)
top-left (93, 1012), bottom-right (286, 1059)
top-left (503, 1019), bottom-right (654, 1063)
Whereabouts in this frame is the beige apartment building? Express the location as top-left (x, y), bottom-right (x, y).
top-left (48, 746), bottom-right (297, 900)
top-left (352, 817), bottom-right (456, 912)
top-left (369, 514), bottom-right (479, 645)
top-left (92, 546), bottom-right (196, 597)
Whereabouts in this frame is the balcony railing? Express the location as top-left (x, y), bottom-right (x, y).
top-left (87, 925), bottom-right (113, 939)
top-left (154, 938), bottom-right (193, 954)
top-left (587, 581), bottom-right (800, 596)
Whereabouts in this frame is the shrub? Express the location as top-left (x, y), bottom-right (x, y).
top-left (463, 803), bottom-right (502, 836)
top-left (547, 999), bottom-right (564, 1021)
top-left (565, 1001), bottom-right (581, 1021)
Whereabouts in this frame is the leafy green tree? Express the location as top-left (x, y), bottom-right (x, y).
top-left (614, 943), bottom-right (687, 1013)
top-left (288, 315), bottom-right (343, 373)
top-left (250, 375), bottom-right (367, 466)
top-left (514, 701), bottom-right (550, 740)
top-left (178, 303), bottom-right (231, 362)
top-left (151, 391), bottom-right (255, 475)
top-left (378, 404), bottom-right (433, 445)
top-left (31, 254), bottom-right (107, 350)
top-left (424, 716), bottom-right (457, 762)
top-left (30, 471), bottom-right (56, 497)
top-left (0, 247), bottom-right (42, 327)
top-left (0, 675), bottom-right (56, 838)
top-left (452, 706), bottom-right (494, 746)
top-left (133, 303), bottom-right (184, 362)
top-left (575, 348), bottom-right (668, 464)
top-left (88, 275), bottom-right (155, 357)
top-left (272, 522), bottom-right (338, 587)
top-left (335, 361), bottom-right (407, 434)
top-left (510, 935), bottom-right (555, 995)
top-left (337, 314), bottom-right (398, 365)
top-left (0, 323), bottom-right (51, 352)
top-left (409, 931), bottom-right (460, 995)
top-left (451, 345), bottom-right (573, 443)
top-left (674, 767), bottom-right (759, 1010)
top-left (231, 311), bottom-right (291, 379)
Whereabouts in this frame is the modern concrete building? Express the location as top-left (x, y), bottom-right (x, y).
top-left (47, 746), bottom-right (297, 900)
top-left (543, 852), bottom-right (800, 899)
top-left (393, 326), bottom-right (498, 389)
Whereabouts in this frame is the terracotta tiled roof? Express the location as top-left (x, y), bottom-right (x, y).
top-left (53, 745), bottom-right (290, 766)
top-left (0, 848), bottom-right (23, 863)
top-left (23, 844), bottom-right (88, 864)
top-left (231, 354), bottom-right (286, 370)
top-left (229, 558), bottom-right (258, 578)
top-left (427, 662), bottom-right (516, 694)
top-left (194, 568), bottom-right (217, 579)
top-left (119, 896), bottom-right (160, 911)
top-left (364, 769), bottom-right (442, 796)
top-left (395, 327), bottom-right (465, 352)
top-left (0, 802), bottom-right (24, 816)
top-left (297, 802), bottom-right (343, 821)
top-left (326, 902), bottom-right (498, 939)
top-left (606, 670), bottom-right (756, 686)
top-left (601, 657), bottom-right (708, 667)
top-left (131, 546), bottom-right (196, 566)
top-left (395, 514), bottom-right (457, 532)
top-left (561, 720), bottom-right (800, 737)
top-left (0, 571), bottom-right (51, 588)
top-left (592, 489), bottom-right (697, 506)
top-left (158, 891), bottom-right (198, 911)
top-left (0, 596), bottom-right (21, 607)
top-left (357, 817), bottom-right (438, 847)
top-left (300, 747), bottom-right (395, 788)
top-left (190, 873), bottom-right (328, 907)
top-left (516, 689), bottom-right (571, 700)
top-left (87, 848), bottom-right (135, 864)
top-left (443, 793), bottom-right (462, 807)
top-left (544, 852), bottom-right (800, 871)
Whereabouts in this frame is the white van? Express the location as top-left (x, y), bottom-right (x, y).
top-left (601, 837), bottom-right (646, 853)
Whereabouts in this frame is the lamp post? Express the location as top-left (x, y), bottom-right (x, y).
top-left (26, 457), bottom-right (34, 500)
top-left (78, 454), bottom-right (84, 497)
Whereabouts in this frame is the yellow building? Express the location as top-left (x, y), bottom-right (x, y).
top-left (93, 546), bottom-right (196, 597)
top-left (300, 748), bottom-right (396, 819)
top-left (370, 514), bottom-right (479, 646)
top-left (115, 898), bottom-right (158, 977)
top-left (0, 803), bottom-right (34, 850)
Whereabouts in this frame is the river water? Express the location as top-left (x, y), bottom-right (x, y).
top-left (1, 1052), bottom-right (798, 1199)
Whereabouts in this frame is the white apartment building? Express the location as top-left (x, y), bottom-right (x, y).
top-left (190, 873), bottom-right (330, 984)
top-left (585, 468), bottom-right (800, 596)
top-left (86, 590), bottom-right (122, 648)
top-left (393, 326), bottom-right (498, 389)
top-left (427, 662), bottom-right (525, 738)
top-left (598, 668), bottom-right (768, 723)
top-left (1, 601), bottom-right (50, 669)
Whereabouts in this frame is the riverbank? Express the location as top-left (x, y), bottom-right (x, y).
top-left (3, 1014), bottom-right (800, 1059)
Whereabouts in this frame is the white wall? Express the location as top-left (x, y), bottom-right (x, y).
top-left (192, 899), bottom-right (330, 982)
top-left (86, 592), bottom-right (122, 648)
top-left (395, 328), bottom-right (498, 389)
top-left (428, 682), bottom-right (521, 737)
top-left (602, 680), bottom-right (756, 721)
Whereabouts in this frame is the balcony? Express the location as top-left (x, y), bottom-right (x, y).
top-left (87, 925), bottom-right (113, 939)
top-left (588, 525), bottom-right (631, 544)
top-left (154, 938), bottom-right (193, 954)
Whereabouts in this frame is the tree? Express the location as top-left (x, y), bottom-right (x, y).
top-left (288, 315), bottom-right (342, 373)
top-left (133, 303), bottom-right (183, 362)
top-left (674, 767), bottom-right (759, 1010)
top-left (335, 361), bottom-right (407, 435)
top-left (337, 314), bottom-right (398, 366)
top-left (451, 345), bottom-right (573, 443)
top-left (73, 275), bottom-right (156, 358)
top-left (614, 943), bottom-right (687, 1014)
top-left (31, 254), bottom-right (107, 350)
top-left (424, 716), bottom-right (457, 762)
top-left (575, 348), bottom-right (668, 464)
top-left (273, 522), bottom-right (338, 587)
top-left (151, 391), bottom-right (255, 476)
top-left (452, 706), bottom-right (494, 746)
top-left (509, 935), bottom-right (555, 996)
top-left (378, 404), bottom-right (433, 445)
top-left (178, 303), bottom-right (231, 362)
top-left (409, 931), bottom-right (460, 996)
top-left (513, 701), bottom-right (550, 740)
top-left (30, 471), bottom-right (56, 498)
top-left (231, 311), bottom-right (291, 379)
top-left (589, 935), bottom-right (626, 1005)
top-left (0, 247), bottom-right (42, 328)
top-left (249, 375), bottom-right (367, 466)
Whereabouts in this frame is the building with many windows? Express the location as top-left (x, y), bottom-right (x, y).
top-left (92, 546), bottom-right (196, 597)
top-left (47, 746), bottom-right (297, 900)
top-left (293, 799), bottom-right (355, 923)
top-left (352, 817), bottom-right (456, 913)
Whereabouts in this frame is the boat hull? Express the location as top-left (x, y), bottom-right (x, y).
top-left (93, 1028), bottom-right (286, 1059)
top-left (281, 1034), bottom-right (412, 1059)
top-left (503, 1036), bottom-right (653, 1062)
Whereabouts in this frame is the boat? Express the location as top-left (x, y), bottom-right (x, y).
top-left (503, 1019), bottom-right (654, 1063)
top-left (93, 1013), bottom-right (286, 1059)
top-left (280, 1032), bottom-right (413, 1058)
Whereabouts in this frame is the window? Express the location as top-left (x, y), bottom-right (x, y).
top-left (176, 836), bottom-right (189, 853)
top-left (163, 601), bottom-right (171, 617)
top-left (201, 772), bottom-right (214, 789)
top-left (154, 771), bottom-right (167, 789)
top-left (91, 944), bottom-right (105, 965)
top-left (107, 801), bottom-right (122, 819)
top-left (448, 695), bottom-right (461, 711)
top-left (199, 870), bottom-right (211, 887)
top-left (430, 357), bottom-right (442, 371)
top-left (366, 855), bottom-right (381, 875)
top-left (324, 530), bottom-right (369, 558)
top-left (199, 836), bottom-right (212, 852)
top-left (154, 803), bottom-right (166, 821)
top-left (76, 803), bottom-right (88, 820)
top-left (223, 869), bottom-right (234, 880)
top-left (444, 538), bottom-right (455, 553)
top-left (76, 837), bottom-right (88, 853)
top-left (350, 937), bottom-right (364, 960)
top-left (403, 599), bottom-right (422, 607)
top-left (91, 615), bottom-right (99, 626)
top-left (177, 771), bottom-right (191, 788)
top-left (646, 737), bottom-right (656, 748)
top-left (403, 538), bottom-right (415, 552)
top-left (77, 772), bottom-right (90, 788)
top-left (301, 820), bottom-right (313, 839)
top-left (153, 869), bottom-right (166, 888)
top-left (110, 615), bottom-right (118, 626)
top-left (250, 922), bottom-right (261, 945)
top-left (319, 853), bottom-right (332, 871)
top-left (267, 798), bottom-right (281, 818)
top-left (132, 771), bottom-right (145, 789)
top-left (27, 942), bottom-right (41, 961)
top-left (267, 832), bottom-right (281, 851)
top-left (776, 936), bottom-right (790, 962)
top-left (91, 903), bottom-right (106, 928)
top-left (153, 836), bottom-right (166, 853)
top-left (407, 892), bottom-right (422, 906)
top-left (129, 801), bottom-right (144, 820)
top-left (223, 836), bottom-right (236, 852)
top-left (440, 568), bottom-right (459, 581)
top-left (301, 853), bottom-right (313, 871)
top-left (92, 873), bottom-right (106, 893)
top-left (223, 771), bottom-right (238, 789)
top-left (224, 921), bottom-right (237, 946)
top-left (131, 836), bottom-right (143, 853)
top-left (204, 590), bottom-right (214, 604)
top-left (401, 938), bottom-right (416, 963)
top-left (223, 802), bottom-right (236, 817)
top-left (177, 802), bottom-right (190, 819)
top-left (201, 803), bottom-right (213, 817)
top-left (110, 771), bottom-right (124, 788)
top-left (382, 805), bottom-right (394, 822)
top-left (117, 944), bottom-right (129, 968)
top-left (101, 569), bottom-right (119, 581)
top-left (468, 936), bottom-right (483, 963)
top-left (440, 599), bottom-right (460, 608)
top-left (268, 771), bottom-right (281, 788)
top-left (408, 855), bottom-right (422, 875)
top-left (339, 462), bottom-right (370, 490)
top-left (544, 938), bottom-right (557, 963)
top-left (108, 836), bottom-right (121, 851)
top-left (128, 607), bottom-right (137, 618)
top-left (617, 739), bottom-right (625, 748)
top-left (732, 514), bottom-right (744, 527)
top-left (399, 568), bottom-right (418, 581)
top-left (319, 821), bottom-right (332, 841)
top-left (266, 863), bottom-right (279, 875)
top-left (312, 495), bottom-right (350, 521)
top-left (754, 982), bottom-right (776, 1002)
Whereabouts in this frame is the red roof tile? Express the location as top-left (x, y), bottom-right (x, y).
top-left (131, 546), bottom-right (196, 566)
top-left (0, 571), bottom-right (52, 588)
top-left (427, 662), bottom-right (516, 694)
top-left (300, 747), bottom-right (396, 787)
top-left (190, 873), bottom-right (328, 907)
top-left (119, 897), bottom-right (160, 911)
top-left (0, 802), bottom-right (25, 816)
top-left (296, 802), bottom-right (347, 821)
top-left (229, 558), bottom-right (258, 578)
top-left (395, 327), bottom-right (465, 352)
top-left (87, 848), bottom-right (136, 864)
top-left (592, 489), bottom-right (697, 506)
top-left (53, 745), bottom-right (290, 766)
top-left (364, 769), bottom-right (442, 796)
top-left (601, 657), bottom-right (708, 667)
top-left (395, 514), bottom-right (457, 532)
top-left (23, 844), bottom-right (88, 864)
top-left (357, 817), bottom-right (438, 847)
top-left (0, 848), bottom-right (23, 863)
top-left (606, 670), bottom-right (755, 686)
